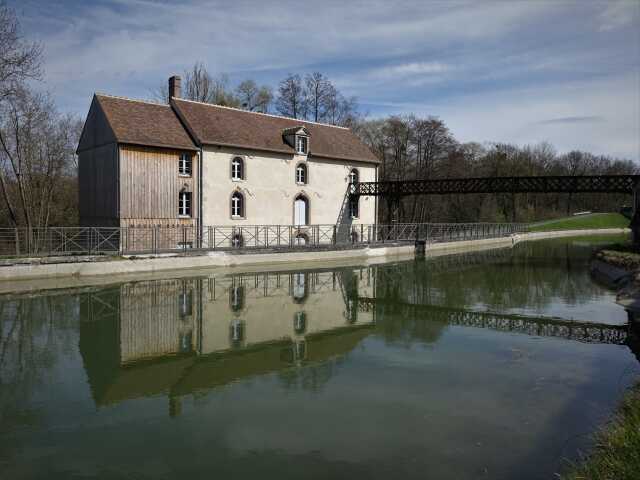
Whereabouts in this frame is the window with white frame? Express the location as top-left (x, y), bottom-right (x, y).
top-left (178, 191), bottom-right (192, 217)
top-left (231, 157), bottom-right (244, 180)
top-left (348, 168), bottom-right (359, 184)
top-left (179, 288), bottom-right (193, 317)
top-left (295, 163), bottom-right (307, 184)
top-left (296, 136), bottom-right (308, 155)
top-left (231, 191), bottom-right (244, 218)
top-left (178, 153), bottom-right (192, 176)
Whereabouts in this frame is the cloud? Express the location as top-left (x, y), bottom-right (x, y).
top-left (537, 116), bottom-right (605, 125)
top-left (432, 74), bottom-right (639, 161)
top-left (371, 62), bottom-right (451, 79)
top-left (9, 0), bottom-right (640, 161)
top-left (598, 0), bottom-right (640, 31)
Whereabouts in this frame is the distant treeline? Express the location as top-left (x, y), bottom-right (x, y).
top-left (0, 3), bottom-right (636, 229)
top-left (355, 117), bottom-right (638, 223)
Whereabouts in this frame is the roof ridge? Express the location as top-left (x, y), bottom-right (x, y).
top-left (95, 92), bottom-right (171, 107)
top-left (172, 97), bottom-right (350, 130)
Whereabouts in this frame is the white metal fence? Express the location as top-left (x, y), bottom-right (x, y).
top-left (0, 222), bottom-right (528, 258)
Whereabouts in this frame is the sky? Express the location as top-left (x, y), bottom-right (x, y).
top-left (11, 0), bottom-right (640, 161)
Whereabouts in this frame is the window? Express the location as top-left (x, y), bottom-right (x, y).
top-left (295, 163), bottom-right (307, 184)
top-left (231, 157), bottom-right (244, 180)
top-left (349, 196), bottom-right (359, 219)
top-left (294, 311), bottom-right (307, 334)
top-left (231, 191), bottom-right (245, 218)
top-left (230, 284), bottom-right (245, 311)
top-left (292, 273), bottom-right (308, 303)
top-left (348, 168), bottom-right (359, 184)
top-left (231, 233), bottom-right (244, 248)
top-left (178, 153), bottom-right (192, 176)
top-left (295, 233), bottom-right (308, 246)
top-left (179, 289), bottom-right (193, 317)
top-left (178, 191), bottom-right (192, 217)
top-left (230, 320), bottom-right (245, 347)
top-left (296, 136), bottom-right (308, 155)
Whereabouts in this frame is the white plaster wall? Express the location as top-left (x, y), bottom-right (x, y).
top-left (199, 270), bottom-right (375, 354)
top-left (201, 146), bottom-right (377, 226)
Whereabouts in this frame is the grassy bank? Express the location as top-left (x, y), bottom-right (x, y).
top-left (528, 213), bottom-right (629, 232)
top-left (562, 382), bottom-right (640, 480)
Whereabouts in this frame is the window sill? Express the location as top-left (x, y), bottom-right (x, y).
top-left (177, 215), bottom-right (192, 219)
top-left (178, 174), bottom-right (192, 178)
top-left (231, 178), bottom-right (245, 182)
top-left (231, 216), bottom-right (245, 220)
top-left (295, 182), bottom-right (307, 186)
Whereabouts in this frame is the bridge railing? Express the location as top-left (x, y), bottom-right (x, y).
top-left (374, 222), bottom-right (528, 243)
top-left (0, 222), bottom-right (528, 258)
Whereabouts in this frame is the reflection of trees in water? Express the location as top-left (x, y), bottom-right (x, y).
top-left (373, 240), bottom-right (613, 313)
top-left (0, 296), bottom-right (79, 457)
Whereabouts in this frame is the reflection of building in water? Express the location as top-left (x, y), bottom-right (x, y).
top-left (79, 268), bottom-right (375, 412)
top-left (118, 280), bottom-right (200, 363)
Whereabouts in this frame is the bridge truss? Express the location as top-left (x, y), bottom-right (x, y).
top-left (350, 175), bottom-right (640, 197)
top-left (358, 297), bottom-right (630, 345)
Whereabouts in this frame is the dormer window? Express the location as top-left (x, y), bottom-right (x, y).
top-left (296, 136), bottom-right (308, 155)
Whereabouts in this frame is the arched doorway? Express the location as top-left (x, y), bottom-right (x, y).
top-left (294, 194), bottom-right (309, 226)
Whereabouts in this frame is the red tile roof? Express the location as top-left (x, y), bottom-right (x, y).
top-left (87, 94), bottom-right (379, 164)
top-left (95, 94), bottom-right (198, 151)
top-left (172, 98), bottom-right (380, 164)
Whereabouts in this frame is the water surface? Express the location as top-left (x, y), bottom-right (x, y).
top-left (1, 236), bottom-right (639, 479)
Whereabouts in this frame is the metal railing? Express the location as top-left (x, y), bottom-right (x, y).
top-left (0, 222), bottom-right (528, 258)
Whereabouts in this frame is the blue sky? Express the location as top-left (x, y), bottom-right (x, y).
top-left (11, 0), bottom-right (640, 160)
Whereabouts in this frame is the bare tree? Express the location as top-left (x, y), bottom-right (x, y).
top-left (0, 87), bottom-right (79, 229)
top-left (275, 74), bottom-right (305, 119)
top-left (151, 61), bottom-right (239, 106)
top-left (0, 3), bottom-right (42, 101)
top-left (322, 84), bottom-right (358, 126)
top-left (304, 72), bottom-right (331, 122)
top-left (236, 79), bottom-right (272, 112)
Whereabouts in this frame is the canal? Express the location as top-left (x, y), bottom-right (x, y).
top-left (1, 236), bottom-right (639, 479)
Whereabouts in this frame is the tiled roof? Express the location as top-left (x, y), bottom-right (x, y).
top-left (95, 94), bottom-right (198, 151)
top-left (172, 98), bottom-right (380, 164)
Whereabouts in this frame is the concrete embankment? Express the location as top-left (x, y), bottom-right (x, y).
top-left (0, 228), bottom-right (629, 294)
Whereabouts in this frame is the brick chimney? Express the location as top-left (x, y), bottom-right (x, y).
top-left (169, 75), bottom-right (181, 99)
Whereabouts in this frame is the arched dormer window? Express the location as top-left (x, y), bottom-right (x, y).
top-left (231, 191), bottom-right (245, 219)
top-left (296, 135), bottom-right (308, 155)
top-left (231, 157), bottom-right (244, 181)
top-left (348, 168), bottom-right (359, 184)
top-left (295, 163), bottom-right (308, 185)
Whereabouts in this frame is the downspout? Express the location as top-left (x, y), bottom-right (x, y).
top-left (199, 147), bottom-right (204, 246)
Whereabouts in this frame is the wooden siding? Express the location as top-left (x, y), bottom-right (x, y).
top-left (119, 145), bottom-right (198, 227)
top-left (78, 142), bottom-right (119, 227)
top-left (119, 279), bottom-right (200, 364)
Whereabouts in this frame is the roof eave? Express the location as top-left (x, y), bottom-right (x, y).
top-left (119, 140), bottom-right (199, 152)
top-left (309, 152), bottom-right (381, 165)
